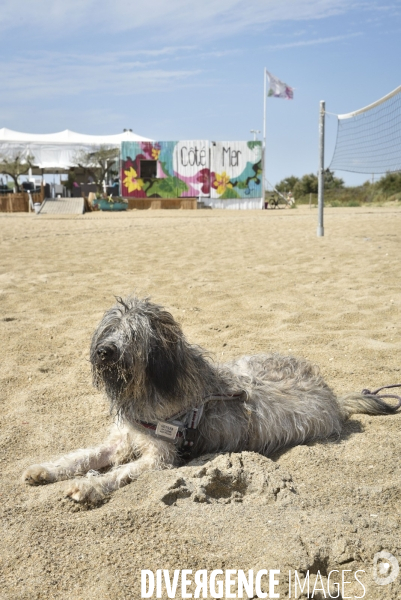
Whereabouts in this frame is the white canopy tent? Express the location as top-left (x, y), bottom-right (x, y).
top-left (0, 128), bottom-right (152, 173)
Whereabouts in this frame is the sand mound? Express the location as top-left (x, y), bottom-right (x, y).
top-left (159, 452), bottom-right (296, 506)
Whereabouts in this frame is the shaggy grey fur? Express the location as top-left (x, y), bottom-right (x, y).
top-left (22, 295), bottom-right (399, 504)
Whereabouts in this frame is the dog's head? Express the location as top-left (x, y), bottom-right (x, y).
top-left (90, 296), bottom-right (196, 416)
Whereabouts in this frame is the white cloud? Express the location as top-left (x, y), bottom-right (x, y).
top-left (0, 0), bottom-right (379, 39)
top-left (129, 46), bottom-right (197, 57)
top-left (267, 32), bottom-right (363, 49)
top-left (0, 50), bottom-right (202, 99)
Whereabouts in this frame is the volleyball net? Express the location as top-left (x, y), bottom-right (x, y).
top-left (329, 85), bottom-right (401, 174)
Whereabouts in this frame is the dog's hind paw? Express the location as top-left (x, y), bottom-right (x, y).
top-left (22, 464), bottom-right (56, 486)
top-left (65, 479), bottom-right (106, 505)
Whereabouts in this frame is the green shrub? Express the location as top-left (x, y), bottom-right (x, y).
top-left (273, 171), bottom-right (401, 206)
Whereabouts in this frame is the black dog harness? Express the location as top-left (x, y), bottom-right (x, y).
top-left (137, 391), bottom-right (248, 459)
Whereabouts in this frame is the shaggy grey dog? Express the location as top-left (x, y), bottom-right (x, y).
top-left (22, 296), bottom-right (400, 504)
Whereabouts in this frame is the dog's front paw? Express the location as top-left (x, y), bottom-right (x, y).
top-left (22, 464), bottom-right (56, 486)
top-left (65, 479), bottom-right (106, 505)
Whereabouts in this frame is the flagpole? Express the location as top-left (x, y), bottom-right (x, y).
top-left (317, 100), bottom-right (325, 236)
top-left (262, 68), bottom-right (267, 208)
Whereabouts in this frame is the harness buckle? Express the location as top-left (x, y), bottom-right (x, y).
top-left (184, 428), bottom-right (198, 442)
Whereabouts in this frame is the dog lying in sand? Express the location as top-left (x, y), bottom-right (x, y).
top-left (22, 296), bottom-right (401, 505)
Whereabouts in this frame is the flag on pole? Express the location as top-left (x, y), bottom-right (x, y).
top-left (266, 70), bottom-right (294, 100)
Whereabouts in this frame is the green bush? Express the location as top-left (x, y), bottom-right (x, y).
top-left (375, 172), bottom-right (401, 196)
top-left (274, 171), bottom-right (401, 206)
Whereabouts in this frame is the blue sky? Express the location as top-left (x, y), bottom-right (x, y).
top-left (1, 0), bottom-right (400, 186)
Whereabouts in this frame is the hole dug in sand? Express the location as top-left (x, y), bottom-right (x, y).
top-left (160, 451), bottom-right (296, 506)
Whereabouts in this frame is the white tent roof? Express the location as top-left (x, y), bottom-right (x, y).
top-left (0, 128), bottom-right (152, 171)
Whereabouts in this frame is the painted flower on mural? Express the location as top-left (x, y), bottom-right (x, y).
top-left (140, 142), bottom-right (153, 157)
top-left (197, 169), bottom-right (212, 195)
top-left (123, 166), bottom-right (144, 193)
top-left (213, 171), bottom-right (233, 195)
top-left (141, 142), bottom-right (161, 160)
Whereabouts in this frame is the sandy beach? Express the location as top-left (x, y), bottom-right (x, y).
top-left (1, 205), bottom-right (400, 599)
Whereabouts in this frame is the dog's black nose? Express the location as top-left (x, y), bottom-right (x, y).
top-left (96, 344), bottom-right (117, 363)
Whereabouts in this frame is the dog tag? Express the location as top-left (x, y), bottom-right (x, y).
top-left (155, 421), bottom-right (179, 440)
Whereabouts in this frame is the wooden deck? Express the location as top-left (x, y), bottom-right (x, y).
top-left (126, 198), bottom-right (197, 210)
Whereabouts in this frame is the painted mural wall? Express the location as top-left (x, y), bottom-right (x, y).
top-left (210, 141), bottom-right (262, 199)
top-left (120, 141), bottom-right (262, 199)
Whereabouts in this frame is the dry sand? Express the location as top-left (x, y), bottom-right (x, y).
top-left (1, 205), bottom-right (400, 599)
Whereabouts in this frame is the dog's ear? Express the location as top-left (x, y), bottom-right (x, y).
top-left (146, 310), bottom-right (186, 397)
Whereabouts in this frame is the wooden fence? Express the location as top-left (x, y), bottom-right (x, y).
top-left (0, 192), bottom-right (197, 213)
top-left (0, 191), bottom-right (44, 213)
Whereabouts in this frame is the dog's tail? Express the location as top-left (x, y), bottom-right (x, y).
top-left (339, 385), bottom-right (401, 418)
